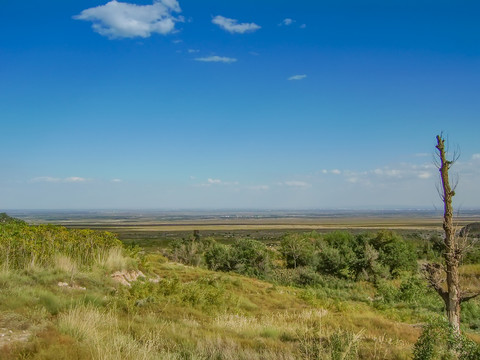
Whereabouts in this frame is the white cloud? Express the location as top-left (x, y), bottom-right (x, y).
top-left (288, 74), bottom-right (307, 81)
top-left (198, 178), bottom-right (239, 187)
top-left (284, 181), bottom-right (311, 188)
top-left (321, 169), bottom-right (341, 175)
top-left (31, 176), bottom-right (88, 183)
top-left (208, 178), bottom-right (222, 184)
top-left (195, 56), bottom-right (237, 63)
top-left (65, 177), bottom-right (87, 183)
top-left (418, 172), bottom-right (432, 179)
top-left (280, 18), bottom-right (294, 26)
top-left (212, 15), bottom-right (260, 34)
top-left (187, 49), bottom-right (199, 53)
top-left (74, 0), bottom-right (183, 39)
top-left (111, 179), bottom-right (122, 183)
top-left (346, 163), bottom-right (437, 184)
top-left (472, 154), bottom-right (480, 160)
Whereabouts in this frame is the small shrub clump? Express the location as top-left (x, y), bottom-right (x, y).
top-left (413, 317), bottom-right (480, 360)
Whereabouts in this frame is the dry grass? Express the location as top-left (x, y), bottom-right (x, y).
top-left (54, 255), bottom-right (78, 274)
top-left (95, 247), bottom-right (132, 272)
top-left (58, 305), bottom-right (158, 360)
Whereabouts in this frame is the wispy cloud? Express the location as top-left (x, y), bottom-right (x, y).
top-left (472, 154), bottom-right (480, 160)
top-left (212, 15), bottom-right (260, 34)
top-left (283, 181), bottom-right (311, 188)
top-left (111, 178), bottom-right (122, 183)
top-left (74, 0), bottom-right (183, 39)
top-left (187, 49), bottom-right (199, 53)
top-left (197, 178), bottom-right (239, 187)
top-left (195, 56), bottom-right (237, 63)
top-left (321, 169), bottom-right (341, 175)
top-left (280, 18), bottom-right (294, 26)
top-left (288, 74), bottom-right (307, 81)
top-left (31, 176), bottom-right (89, 183)
top-left (300, 24), bottom-right (306, 29)
top-left (65, 177), bottom-right (88, 183)
top-left (208, 178), bottom-right (222, 185)
top-left (339, 163), bottom-right (437, 186)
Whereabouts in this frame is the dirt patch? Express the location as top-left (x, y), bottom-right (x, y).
top-left (111, 270), bottom-right (146, 286)
top-left (0, 328), bottom-right (30, 349)
top-left (57, 282), bottom-right (86, 290)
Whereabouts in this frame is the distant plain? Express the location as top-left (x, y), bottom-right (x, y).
top-left (8, 209), bottom-right (480, 248)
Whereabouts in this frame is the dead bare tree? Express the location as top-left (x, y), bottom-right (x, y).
top-left (424, 135), bottom-right (480, 336)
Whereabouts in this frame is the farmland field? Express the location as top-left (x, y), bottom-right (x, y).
top-left (11, 209), bottom-right (480, 248)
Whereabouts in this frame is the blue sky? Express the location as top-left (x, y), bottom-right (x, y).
top-left (1, 0), bottom-right (479, 209)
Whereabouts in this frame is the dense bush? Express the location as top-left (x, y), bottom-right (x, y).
top-left (371, 231), bottom-right (418, 276)
top-left (0, 222), bottom-right (122, 269)
top-left (172, 235), bottom-right (273, 279)
top-left (172, 230), bottom-right (421, 287)
top-left (413, 317), bottom-right (480, 360)
top-left (312, 231), bottom-right (416, 280)
top-left (170, 234), bottom-right (215, 266)
top-left (228, 238), bottom-right (272, 278)
top-left (205, 242), bottom-right (232, 271)
top-left (280, 233), bottom-right (315, 269)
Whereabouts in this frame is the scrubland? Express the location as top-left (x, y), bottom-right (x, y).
top-left (0, 213), bottom-right (479, 359)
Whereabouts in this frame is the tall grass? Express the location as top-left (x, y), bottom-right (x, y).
top-left (0, 223), bottom-right (122, 270)
top-left (58, 305), bottom-right (158, 360)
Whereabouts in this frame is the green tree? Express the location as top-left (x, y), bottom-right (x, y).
top-left (280, 233), bottom-right (315, 269)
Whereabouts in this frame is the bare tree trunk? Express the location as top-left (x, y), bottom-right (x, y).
top-left (436, 135), bottom-right (461, 335)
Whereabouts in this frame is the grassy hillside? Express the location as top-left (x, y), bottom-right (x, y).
top-left (0, 218), bottom-right (479, 359)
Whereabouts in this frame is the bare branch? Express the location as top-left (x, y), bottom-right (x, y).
top-left (456, 227), bottom-right (480, 261)
top-left (423, 262), bottom-right (448, 301)
top-left (461, 291), bottom-right (480, 303)
top-left (451, 173), bottom-right (459, 193)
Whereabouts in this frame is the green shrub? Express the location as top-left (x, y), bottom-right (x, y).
top-left (204, 242), bottom-right (232, 271)
top-left (372, 231), bottom-right (417, 277)
top-left (0, 223), bottom-right (122, 270)
top-left (375, 279), bottom-right (400, 304)
top-left (317, 245), bottom-right (355, 279)
top-left (169, 237), bottom-right (204, 266)
top-left (413, 317), bottom-right (480, 360)
top-left (461, 300), bottom-right (480, 330)
top-left (280, 233), bottom-right (316, 269)
top-left (230, 238), bottom-right (272, 278)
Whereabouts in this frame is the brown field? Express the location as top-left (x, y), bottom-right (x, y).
top-left (25, 212), bottom-right (478, 248)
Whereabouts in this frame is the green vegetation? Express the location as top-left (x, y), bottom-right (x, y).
top-left (1, 214), bottom-right (480, 359)
top-left (0, 212), bottom-right (26, 225)
top-left (0, 222), bottom-right (122, 269)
